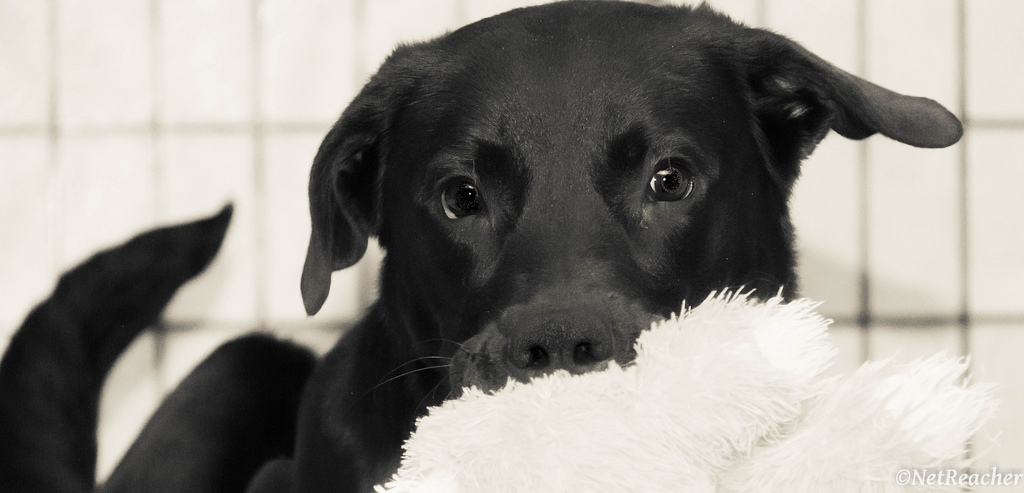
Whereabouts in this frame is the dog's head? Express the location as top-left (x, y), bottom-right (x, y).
top-left (299, 2), bottom-right (961, 392)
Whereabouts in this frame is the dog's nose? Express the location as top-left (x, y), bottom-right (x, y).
top-left (503, 316), bottom-right (616, 374)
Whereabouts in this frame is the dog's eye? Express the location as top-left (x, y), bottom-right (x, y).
top-left (648, 160), bottom-right (694, 201)
top-left (442, 181), bottom-right (482, 219)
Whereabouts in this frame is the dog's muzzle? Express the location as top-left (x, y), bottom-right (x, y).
top-left (450, 291), bottom-right (656, 394)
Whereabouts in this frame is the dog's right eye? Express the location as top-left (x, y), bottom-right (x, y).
top-left (648, 159), bottom-right (694, 202)
top-left (441, 181), bottom-right (482, 219)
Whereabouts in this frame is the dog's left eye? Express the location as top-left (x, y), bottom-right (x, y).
top-left (442, 181), bottom-right (482, 219)
top-left (648, 160), bottom-right (694, 201)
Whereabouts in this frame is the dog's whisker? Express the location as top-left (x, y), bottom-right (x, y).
top-left (415, 378), bottom-right (450, 412)
top-left (376, 355), bottom-right (452, 380)
top-left (420, 337), bottom-right (464, 349)
top-left (363, 364), bottom-right (451, 398)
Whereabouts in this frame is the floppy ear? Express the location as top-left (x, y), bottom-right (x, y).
top-left (736, 29), bottom-right (963, 180)
top-left (300, 81), bottom-right (394, 316)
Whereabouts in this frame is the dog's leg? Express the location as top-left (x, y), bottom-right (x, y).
top-left (0, 206), bottom-right (231, 493)
top-left (99, 334), bottom-right (314, 493)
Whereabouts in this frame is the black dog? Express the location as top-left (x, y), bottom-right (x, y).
top-left (0, 2), bottom-right (962, 492)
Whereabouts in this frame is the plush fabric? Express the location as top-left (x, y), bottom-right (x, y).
top-left (376, 292), bottom-right (996, 493)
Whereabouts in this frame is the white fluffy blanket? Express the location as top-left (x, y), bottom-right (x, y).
top-left (376, 292), bottom-right (996, 492)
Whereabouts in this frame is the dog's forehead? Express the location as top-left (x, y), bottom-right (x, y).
top-left (405, 5), bottom-right (742, 175)
top-left (440, 5), bottom-right (723, 109)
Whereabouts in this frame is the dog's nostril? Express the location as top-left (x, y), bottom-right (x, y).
top-left (573, 342), bottom-right (597, 365)
top-left (528, 345), bottom-right (548, 368)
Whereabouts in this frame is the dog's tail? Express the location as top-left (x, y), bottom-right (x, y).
top-left (0, 205), bottom-right (232, 493)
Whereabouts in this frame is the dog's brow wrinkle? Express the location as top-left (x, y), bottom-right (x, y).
top-left (606, 126), bottom-right (650, 170)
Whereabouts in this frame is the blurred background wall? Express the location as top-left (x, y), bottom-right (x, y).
top-left (1, 0), bottom-right (1021, 484)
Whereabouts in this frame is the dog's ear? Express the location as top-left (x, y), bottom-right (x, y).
top-left (737, 29), bottom-right (963, 180)
top-left (300, 78), bottom-right (397, 316)
top-left (301, 43), bottom-right (446, 315)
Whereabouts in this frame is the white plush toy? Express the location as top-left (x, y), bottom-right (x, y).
top-left (376, 292), bottom-right (996, 493)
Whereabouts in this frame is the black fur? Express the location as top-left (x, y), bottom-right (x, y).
top-left (0, 2), bottom-right (962, 492)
